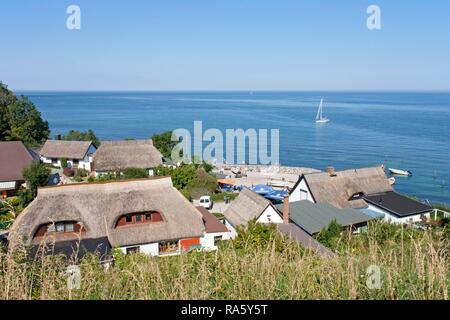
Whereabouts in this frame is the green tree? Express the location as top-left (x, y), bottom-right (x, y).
top-left (62, 129), bottom-right (101, 147)
top-left (22, 162), bottom-right (51, 197)
top-left (151, 131), bottom-right (181, 159)
top-left (7, 97), bottom-right (49, 146)
top-left (0, 82), bottom-right (16, 141)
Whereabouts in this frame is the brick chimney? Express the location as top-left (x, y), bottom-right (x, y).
top-left (283, 195), bottom-right (289, 224)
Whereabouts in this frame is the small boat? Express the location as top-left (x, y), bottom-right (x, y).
top-left (389, 177), bottom-right (396, 185)
top-left (250, 184), bottom-right (273, 196)
top-left (315, 98), bottom-right (330, 123)
top-left (389, 168), bottom-right (412, 176)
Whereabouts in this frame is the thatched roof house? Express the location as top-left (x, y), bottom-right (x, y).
top-left (93, 139), bottom-right (163, 173)
top-left (290, 166), bottom-right (393, 209)
top-left (223, 188), bottom-right (283, 227)
top-left (9, 177), bottom-right (205, 257)
top-left (40, 140), bottom-right (95, 160)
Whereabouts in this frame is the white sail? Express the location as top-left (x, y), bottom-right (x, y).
top-left (316, 98), bottom-right (323, 120)
top-left (315, 98), bottom-right (330, 123)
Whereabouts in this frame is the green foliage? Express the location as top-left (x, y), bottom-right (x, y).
top-left (233, 220), bottom-right (287, 253)
top-left (315, 219), bottom-right (342, 248)
top-left (211, 192), bottom-right (238, 203)
top-left (60, 158), bottom-right (68, 169)
top-left (5, 96), bottom-right (50, 146)
top-left (122, 168), bottom-right (149, 179)
top-left (22, 162), bottom-right (51, 197)
top-left (61, 129), bottom-right (100, 147)
top-left (0, 82), bottom-right (16, 140)
top-left (154, 163), bottom-right (217, 199)
top-left (75, 168), bottom-right (88, 178)
top-left (151, 131), bottom-right (180, 159)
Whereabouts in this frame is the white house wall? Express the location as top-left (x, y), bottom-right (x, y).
top-left (200, 231), bottom-right (231, 251)
top-left (119, 242), bottom-right (159, 256)
top-left (367, 204), bottom-right (431, 224)
top-left (290, 178), bottom-right (314, 203)
top-left (256, 205), bottom-right (284, 224)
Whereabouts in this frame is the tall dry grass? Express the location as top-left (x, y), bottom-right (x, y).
top-left (0, 222), bottom-right (448, 300)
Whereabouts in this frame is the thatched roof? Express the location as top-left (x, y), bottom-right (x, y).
top-left (40, 140), bottom-right (94, 160)
top-left (0, 141), bottom-right (39, 181)
top-left (301, 166), bottom-right (393, 209)
top-left (9, 177), bottom-right (205, 247)
top-left (93, 139), bottom-right (163, 172)
top-left (223, 188), bottom-right (273, 226)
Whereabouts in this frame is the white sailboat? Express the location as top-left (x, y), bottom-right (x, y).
top-left (315, 98), bottom-right (330, 123)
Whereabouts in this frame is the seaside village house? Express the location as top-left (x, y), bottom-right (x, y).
top-left (222, 186), bottom-right (370, 257)
top-left (196, 206), bottom-right (232, 251)
top-left (289, 166), bottom-right (432, 224)
top-left (39, 140), bottom-right (97, 171)
top-left (8, 177), bottom-right (221, 261)
top-left (0, 141), bottom-right (40, 199)
top-left (92, 139), bottom-right (163, 177)
top-left (223, 188), bottom-right (284, 237)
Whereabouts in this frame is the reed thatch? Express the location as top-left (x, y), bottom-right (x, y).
top-left (9, 177), bottom-right (205, 248)
top-left (93, 140), bottom-right (163, 172)
top-left (223, 188), bottom-right (273, 226)
top-left (302, 166), bottom-right (393, 209)
top-left (39, 140), bottom-right (93, 160)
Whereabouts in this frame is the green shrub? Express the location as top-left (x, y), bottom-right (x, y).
top-left (60, 158), bottom-right (68, 169)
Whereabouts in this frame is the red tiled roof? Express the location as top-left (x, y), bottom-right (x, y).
top-left (0, 141), bottom-right (39, 182)
top-left (196, 206), bottom-right (229, 234)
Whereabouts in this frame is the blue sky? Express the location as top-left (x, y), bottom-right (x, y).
top-left (1, 0), bottom-right (449, 91)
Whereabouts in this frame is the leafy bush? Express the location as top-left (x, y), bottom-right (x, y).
top-left (122, 168), bottom-right (149, 179)
top-left (22, 162), bottom-right (51, 197)
top-left (76, 168), bottom-right (88, 178)
top-left (315, 219), bottom-right (342, 248)
top-left (60, 158), bottom-right (68, 169)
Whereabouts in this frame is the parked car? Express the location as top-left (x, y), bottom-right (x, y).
top-left (199, 196), bottom-right (213, 210)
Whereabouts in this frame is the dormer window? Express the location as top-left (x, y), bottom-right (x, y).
top-left (116, 211), bottom-right (163, 227)
top-left (349, 192), bottom-right (365, 201)
top-left (34, 221), bottom-right (83, 239)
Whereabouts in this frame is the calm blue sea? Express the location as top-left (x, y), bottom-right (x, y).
top-left (20, 91), bottom-right (450, 205)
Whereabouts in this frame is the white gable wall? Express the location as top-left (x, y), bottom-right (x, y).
top-left (256, 205), bottom-right (284, 224)
top-left (290, 177), bottom-right (315, 203)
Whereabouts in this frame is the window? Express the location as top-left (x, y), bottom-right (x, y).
top-left (36, 221), bottom-right (80, 239)
top-left (214, 236), bottom-right (222, 246)
top-left (116, 211), bottom-right (164, 227)
top-left (159, 240), bottom-right (179, 254)
top-left (65, 223), bottom-right (74, 232)
top-left (56, 223), bottom-right (65, 232)
top-left (126, 247), bottom-right (140, 255)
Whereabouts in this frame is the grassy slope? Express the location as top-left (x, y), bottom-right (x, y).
top-left (0, 221), bottom-right (448, 300)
